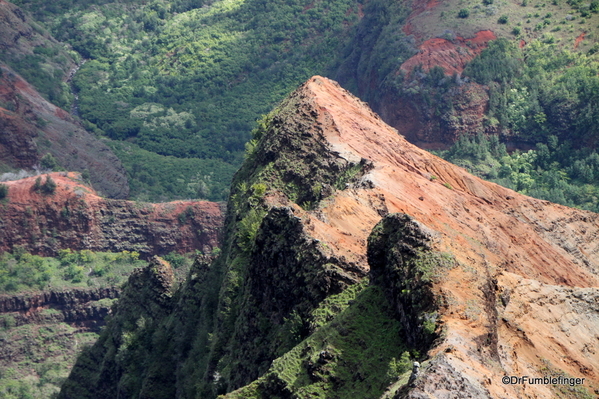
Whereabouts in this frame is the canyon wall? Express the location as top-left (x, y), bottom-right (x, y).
top-left (0, 172), bottom-right (224, 257)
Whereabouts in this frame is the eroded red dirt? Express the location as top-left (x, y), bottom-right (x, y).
top-left (270, 76), bottom-right (599, 397)
top-left (575, 32), bottom-right (585, 48)
top-left (401, 30), bottom-right (497, 75)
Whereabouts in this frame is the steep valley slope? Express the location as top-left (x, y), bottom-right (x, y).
top-left (338, 0), bottom-right (599, 150)
top-left (0, 0), bottom-right (131, 198)
top-left (0, 62), bottom-right (131, 199)
top-left (0, 172), bottom-right (224, 398)
top-left (59, 76), bottom-right (599, 399)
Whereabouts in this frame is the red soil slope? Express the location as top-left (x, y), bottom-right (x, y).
top-left (259, 76), bottom-right (599, 397)
top-left (401, 30), bottom-right (497, 76)
top-left (575, 32), bottom-right (585, 48)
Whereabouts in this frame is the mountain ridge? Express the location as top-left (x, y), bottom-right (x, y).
top-left (59, 76), bottom-right (599, 398)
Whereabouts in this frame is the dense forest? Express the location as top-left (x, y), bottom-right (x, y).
top-left (11, 0), bottom-right (390, 201)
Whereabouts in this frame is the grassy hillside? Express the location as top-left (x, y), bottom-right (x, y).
top-left (0, 249), bottom-right (196, 398)
top-left (223, 283), bottom-right (415, 399)
top-left (0, 249), bottom-right (142, 399)
top-left (0, 249), bottom-right (144, 293)
top-left (0, 321), bottom-right (99, 399)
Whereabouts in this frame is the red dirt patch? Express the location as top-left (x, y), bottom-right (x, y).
top-left (402, 0), bottom-right (441, 36)
top-left (574, 32), bottom-right (585, 49)
top-left (400, 30), bottom-right (497, 76)
top-left (426, 0), bottom-right (440, 11)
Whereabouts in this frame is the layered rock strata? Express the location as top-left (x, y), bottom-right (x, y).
top-left (0, 172), bottom-right (224, 257)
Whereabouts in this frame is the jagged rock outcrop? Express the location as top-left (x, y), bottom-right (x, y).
top-left (367, 214), bottom-right (444, 350)
top-left (58, 256), bottom-right (176, 399)
top-left (0, 286), bottom-right (119, 314)
top-left (375, 80), bottom-right (491, 150)
top-left (0, 287), bottom-right (120, 331)
top-left (61, 77), bottom-right (599, 399)
top-left (0, 172), bottom-right (224, 257)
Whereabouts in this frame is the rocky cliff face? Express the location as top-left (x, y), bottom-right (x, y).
top-left (60, 77), bottom-right (599, 399)
top-left (375, 28), bottom-right (495, 148)
top-left (58, 256), bottom-right (177, 399)
top-left (332, 0), bottom-right (500, 149)
top-left (0, 286), bottom-right (120, 331)
top-left (0, 172), bottom-right (224, 257)
top-left (372, 30), bottom-right (496, 150)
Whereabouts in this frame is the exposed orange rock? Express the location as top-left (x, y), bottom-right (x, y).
top-left (400, 30), bottom-right (497, 76)
top-left (370, 0), bottom-right (498, 149)
top-left (0, 172), bottom-right (224, 257)
top-left (262, 76), bottom-right (599, 397)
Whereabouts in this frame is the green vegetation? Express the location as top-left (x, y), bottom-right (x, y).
top-left (40, 153), bottom-right (60, 171)
top-left (437, 132), bottom-right (599, 212)
top-left (430, 39), bottom-right (599, 211)
top-left (237, 208), bottom-right (267, 253)
top-left (0, 322), bottom-right (99, 399)
top-left (0, 184), bottom-right (8, 200)
top-left (464, 39), bottom-right (599, 146)
top-left (108, 141), bottom-right (236, 201)
top-left (32, 175), bottom-right (57, 195)
top-left (225, 283), bottom-right (414, 399)
top-left (5, 0), bottom-right (598, 204)
top-left (11, 0), bottom-right (368, 201)
top-left (162, 251), bottom-right (195, 271)
top-left (0, 249), bottom-right (145, 293)
top-left (0, 249), bottom-right (195, 399)
top-left (535, 359), bottom-right (595, 399)
top-left (1, 43), bottom-right (75, 110)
